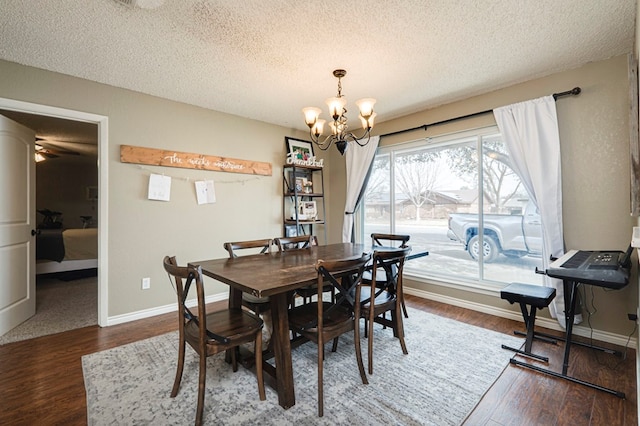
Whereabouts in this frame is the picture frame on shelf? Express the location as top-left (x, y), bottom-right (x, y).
top-left (285, 137), bottom-right (314, 161)
top-left (285, 225), bottom-right (298, 237)
top-left (288, 168), bottom-right (311, 192)
top-left (302, 201), bottom-right (317, 219)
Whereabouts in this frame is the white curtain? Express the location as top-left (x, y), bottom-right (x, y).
top-left (493, 96), bottom-right (566, 324)
top-left (342, 136), bottom-right (380, 243)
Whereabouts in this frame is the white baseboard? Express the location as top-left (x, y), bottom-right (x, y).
top-left (106, 293), bottom-right (228, 326)
top-left (106, 287), bottom-right (636, 349)
top-left (404, 287), bottom-right (638, 348)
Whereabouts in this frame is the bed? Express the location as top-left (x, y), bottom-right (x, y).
top-left (36, 228), bottom-right (98, 275)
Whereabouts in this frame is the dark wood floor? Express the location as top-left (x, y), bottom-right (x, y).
top-left (0, 294), bottom-right (635, 425)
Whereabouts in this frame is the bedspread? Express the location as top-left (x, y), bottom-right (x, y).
top-left (36, 229), bottom-right (65, 262)
top-left (62, 228), bottom-right (98, 260)
top-left (36, 228), bottom-right (98, 262)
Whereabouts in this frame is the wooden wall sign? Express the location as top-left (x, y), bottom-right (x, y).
top-left (120, 145), bottom-right (272, 176)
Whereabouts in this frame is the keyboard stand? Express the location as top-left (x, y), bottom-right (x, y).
top-left (509, 278), bottom-right (626, 398)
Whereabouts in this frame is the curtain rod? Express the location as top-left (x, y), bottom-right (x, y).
top-left (379, 87), bottom-right (582, 139)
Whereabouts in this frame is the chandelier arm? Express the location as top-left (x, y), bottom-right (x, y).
top-left (309, 131), bottom-right (336, 151)
top-left (353, 132), bottom-right (372, 147)
top-left (342, 129), bottom-right (372, 146)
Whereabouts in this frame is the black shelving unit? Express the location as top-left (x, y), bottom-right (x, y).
top-left (283, 163), bottom-right (326, 243)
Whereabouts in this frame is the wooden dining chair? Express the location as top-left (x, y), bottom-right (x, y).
top-left (223, 239), bottom-right (274, 316)
top-left (367, 233), bottom-right (411, 318)
top-left (288, 252), bottom-right (371, 417)
top-left (274, 234), bottom-right (317, 251)
top-left (163, 256), bottom-right (265, 426)
top-left (274, 235), bottom-right (331, 306)
top-left (357, 246), bottom-right (411, 374)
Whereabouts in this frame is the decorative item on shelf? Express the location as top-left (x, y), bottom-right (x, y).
top-left (285, 137), bottom-right (324, 168)
top-left (302, 201), bottom-right (317, 220)
top-left (302, 69), bottom-right (376, 155)
top-left (303, 179), bottom-right (313, 194)
top-left (285, 225), bottom-right (298, 237)
top-left (294, 177), bottom-right (305, 193)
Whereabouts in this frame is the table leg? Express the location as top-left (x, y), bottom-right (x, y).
top-left (269, 292), bottom-right (295, 409)
top-left (229, 287), bottom-right (242, 309)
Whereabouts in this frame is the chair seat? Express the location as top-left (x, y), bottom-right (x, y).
top-left (362, 269), bottom-right (391, 286)
top-left (184, 309), bottom-right (263, 350)
top-left (289, 302), bottom-right (353, 333)
top-left (357, 286), bottom-right (395, 310)
top-left (500, 282), bottom-right (556, 309)
top-left (500, 282), bottom-right (557, 363)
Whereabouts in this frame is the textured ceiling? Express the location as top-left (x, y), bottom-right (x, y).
top-left (0, 0), bottom-right (636, 143)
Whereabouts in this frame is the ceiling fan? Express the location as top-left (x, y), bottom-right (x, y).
top-left (34, 137), bottom-right (92, 161)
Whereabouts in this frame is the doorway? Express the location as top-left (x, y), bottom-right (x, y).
top-left (0, 97), bottom-right (108, 329)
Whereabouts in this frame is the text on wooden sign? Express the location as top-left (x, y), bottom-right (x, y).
top-left (120, 145), bottom-right (272, 176)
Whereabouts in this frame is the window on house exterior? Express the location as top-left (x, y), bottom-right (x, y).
top-left (356, 127), bottom-right (543, 289)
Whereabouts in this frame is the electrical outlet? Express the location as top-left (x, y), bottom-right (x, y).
top-left (142, 277), bottom-right (151, 290)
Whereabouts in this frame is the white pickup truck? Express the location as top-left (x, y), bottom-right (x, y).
top-left (447, 202), bottom-right (542, 262)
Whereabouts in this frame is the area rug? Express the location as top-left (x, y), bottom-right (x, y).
top-left (0, 275), bottom-right (97, 345)
top-left (82, 309), bottom-right (522, 425)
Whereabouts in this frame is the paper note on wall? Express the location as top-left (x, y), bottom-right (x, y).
top-left (148, 174), bottom-right (171, 201)
top-left (195, 180), bottom-right (216, 205)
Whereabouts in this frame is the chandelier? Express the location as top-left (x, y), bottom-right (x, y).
top-left (302, 69), bottom-right (376, 155)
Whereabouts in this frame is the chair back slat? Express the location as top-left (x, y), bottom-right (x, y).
top-left (371, 233), bottom-right (410, 249)
top-left (163, 256), bottom-right (216, 343)
top-left (224, 239), bottom-right (273, 258)
top-left (275, 235), bottom-right (317, 252)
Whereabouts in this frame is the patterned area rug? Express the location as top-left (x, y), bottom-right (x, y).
top-left (82, 309), bottom-right (522, 425)
top-left (0, 275), bottom-right (97, 345)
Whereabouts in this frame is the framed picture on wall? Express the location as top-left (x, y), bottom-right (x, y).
top-left (86, 186), bottom-right (98, 200)
top-left (285, 137), bottom-right (314, 161)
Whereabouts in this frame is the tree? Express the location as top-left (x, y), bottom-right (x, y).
top-left (363, 155), bottom-right (390, 219)
top-left (447, 139), bottom-right (521, 212)
top-left (394, 150), bottom-right (443, 221)
top-left (364, 155), bottom-right (389, 200)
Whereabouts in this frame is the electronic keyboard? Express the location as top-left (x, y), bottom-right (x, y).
top-left (545, 246), bottom-right (632, 289)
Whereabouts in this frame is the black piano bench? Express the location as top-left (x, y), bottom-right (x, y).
top-left (500, 282), bottom-right (557, 362)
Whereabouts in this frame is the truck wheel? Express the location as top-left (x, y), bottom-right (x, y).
top-left (468, 235), bottom-right (498, 263)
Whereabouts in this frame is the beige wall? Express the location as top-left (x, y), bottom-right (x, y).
top-left (329, 55), bottom-right (637, 336)
top-left (0, 59), bottom-right (321, 317)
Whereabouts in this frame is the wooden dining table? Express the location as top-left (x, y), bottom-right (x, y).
top-left (189, 242), bottom-right (367, 409)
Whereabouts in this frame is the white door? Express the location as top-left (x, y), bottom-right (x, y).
top-left (0, 114), bottom-right (36, 336)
